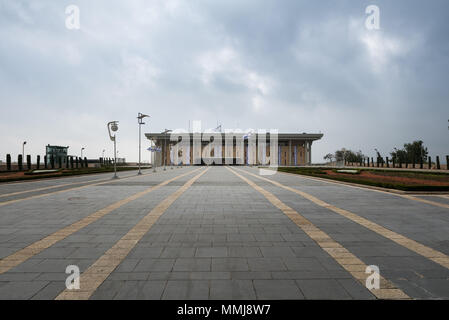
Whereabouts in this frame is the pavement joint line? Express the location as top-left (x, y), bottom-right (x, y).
top-left (0, 169), bottom-right (162, 207)
top-left (0, 177), bottom-right (110, 198)
top-left (55, 167), bottom-right (210, 300)
top-left (273, 168), bottom-right (449, 209)
top-left (238, 167), bottom-right (449, 271)
top-left (226, 166), bottom-right (410, 300)
top-left (0, 167), bottom-right (201, 275)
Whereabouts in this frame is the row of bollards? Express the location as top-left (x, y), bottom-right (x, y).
top-left (348, 155), bottom-right (448, 170)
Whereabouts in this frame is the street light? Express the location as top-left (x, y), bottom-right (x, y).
top-left (22, 141), bottom-right (27, 159)
top-left (162, 129), bottom-right (172, 171)
top-left (81, 147), bottom-right (85, 158)
top-left (137, 113), bottom-right (150, 175)
top-left (107, 121), bottom-right (119, 179)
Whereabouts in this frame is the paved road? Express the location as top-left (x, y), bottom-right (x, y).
top-left (0, 166), bottom-right (448, 299)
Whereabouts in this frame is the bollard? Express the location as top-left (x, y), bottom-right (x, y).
top-left (447, 156), bottom-right (449, 170)
top-left (392, 158), bottom-right (395, 168)
top-left (420, 158), bottom-right (423, 169)
top-left (37, 155), bottom-right (40, 170)
top-left (84, 157), bottom-right (88, 168)
top-left (6, 154), bottom-right (11, 171)
top-left (386, 157), bottom-right (389, 168)
top-left (428, 156), bottom-right (431, 169)
top-left (436, 156), bottom-right (440, 170)
top-left (26, 155), bottom-right (31, 170)
top-left (18, 154), bottom-right (23, 171)
top-left (371, 157), bottom-right (374, 167)
top-left (367, 158), bottom-right (370, 167)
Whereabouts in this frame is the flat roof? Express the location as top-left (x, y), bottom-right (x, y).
top-left (145, 132), bottom-right (323, 141)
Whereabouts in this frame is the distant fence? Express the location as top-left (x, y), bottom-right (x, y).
top-left (0, 154), bottom-right (123, 172)
top-left (343, 155), bottom-right (449, 170)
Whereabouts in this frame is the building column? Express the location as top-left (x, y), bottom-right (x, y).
top-left (308, 141), bottom-right (312, 164)
top-left (303, 141), bottom-right (308, 165)
top-left (288, 140), bottom-right (292, 166)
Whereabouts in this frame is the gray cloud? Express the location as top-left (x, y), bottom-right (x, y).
top-left (0, 0), bottom-right (448, 162)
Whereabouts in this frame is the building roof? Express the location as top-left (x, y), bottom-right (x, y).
top-left (145, 132), bottom-right (323, 141)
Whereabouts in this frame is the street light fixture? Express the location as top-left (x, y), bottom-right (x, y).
top-left (137, 113), bottom-right (150, 175)
top-left (107, 121), bottom-right (119, 179)
top-left (22, 141), bottom-right (27, 160)
top-left (162, 129), bottom-right (172, 171)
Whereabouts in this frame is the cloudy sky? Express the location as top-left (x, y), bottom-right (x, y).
top-left (0, 0), bottom-right (448, 163)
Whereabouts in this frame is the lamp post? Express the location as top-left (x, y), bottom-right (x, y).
top-left (107, 121), bottom-right (119, 179)
top-left (152, 141), bottom-right (157, 173)
top-left (22, 141), bottom-right (27, 160)
top-left (137, 113), bottom-right (150, 175)
top-left (162, 129), bottom-right (172, 171)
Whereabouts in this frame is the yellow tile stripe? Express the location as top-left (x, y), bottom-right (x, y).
top-left (226, 167), bottom-right (410, 300)
top-left (278, 169), bottom-right (449, 210)
top-left (400, 194), bottom-right (449, 210)
top-left (0, 177), bottom-right (109, 199)
top-left (0, 171), bottom-right (154, 207)
top-left (55, 167), bottom-right (210, 300)
top-left (237, 167), bottom-right (449, 270)
top-left (0, 168), bottom-right (201, 275)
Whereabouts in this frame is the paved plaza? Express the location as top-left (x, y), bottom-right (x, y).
top-left (0, 166), bottom-right (448, 299)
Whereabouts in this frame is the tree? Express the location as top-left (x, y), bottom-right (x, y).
top-left (334, 148), bottom-right (365, 163)
top-left (323, 153), bottom-right (334, 162)
top-left (390, 140), bottom-right (428, 163)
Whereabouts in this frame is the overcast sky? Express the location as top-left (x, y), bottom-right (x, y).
top-left (0, 0), bottom-right (448, 163)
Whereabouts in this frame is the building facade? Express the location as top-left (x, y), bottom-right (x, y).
top-left (145, 132), bottom-right (323, 166)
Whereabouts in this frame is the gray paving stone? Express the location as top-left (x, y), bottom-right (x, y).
top-left (296, 279), bottom-right (352, 299)
top-left (254, 280), bottom-right (303, 299)
top-left (90, 280), bottom-right (126, 300)
top-left (247, 258), bottom-right (287, 271)
top-left (113, 281), bottom-right (166, 300)
top-left (190, 272), bottom-right (230, 280)
top-left (337, 279), bottom-right (376, 299)
top-left (228, 247), bottom-right (262, 257)
top-left (160, 247), bottom-right (196, 258)
top-left (162, 280), bottom-right (209, 299)
top-left (134, 259), bottom-right (175, 272)
top-left (260, 247), bottom-right (295, 257)
top-left (173, 258), bottom-right (211, 271)
top-left (31, 281), bottom-right (66, 300)
top-left (212, 258), bottom-right (249, 271)
top-left (282, 257), bottom-right (327, 271)
top-left (128, 247), bottom-right (163, 259)
top-left (195, 247), bottom-right (228, 257)
top-left (0, 281), bottom-right (49, 299)
top-left (210, 280), bottom-right (256, 299)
